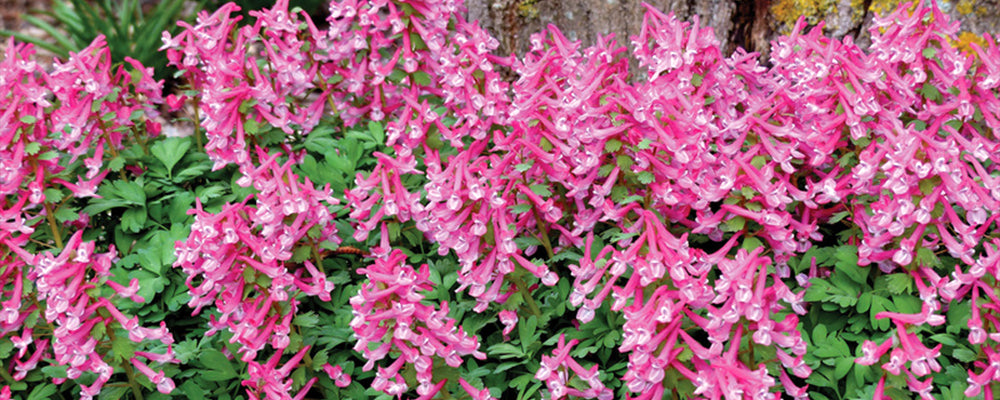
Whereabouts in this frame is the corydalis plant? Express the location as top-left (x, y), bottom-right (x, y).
top-left (160, 0), bottom-right (1000, 399)
top-left (0, 37), bottom-right (174, 398)
top-left (173, 146), bottom-right (341, 399)
top-left (344, 1), bottom-right (1000, 399)
top-left (350, 224), bottom-right (486, 398)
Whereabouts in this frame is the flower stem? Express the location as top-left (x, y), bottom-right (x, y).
top-left (531, 208), bottom-right (555, 259)
top-left (43, 202), bottom-right (63, 249)
top-left (193, 98), bottom-right (204, 151)
top-left (107, 328), bottom-right (145, 400)
top-left (509, 274), bottom-right (542, 318)
top-left (121, 360), bottom-right (146, 400)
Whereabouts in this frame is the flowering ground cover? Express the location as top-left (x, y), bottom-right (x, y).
top-left (2, 0), bottom-right (1000, 399)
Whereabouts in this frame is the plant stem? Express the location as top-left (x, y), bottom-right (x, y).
top-left (509, 274), bottom-right (542, 318)
top-left (0, 364), bottom-right (15, 384)
top-left (121, 360), bottom-right (146, 400)
top-left (193, 98), bottom-right (204, 151)
top-left (43, 202), bottom-right (63, 249)
top-left (531, 208), bottom-right (555, 259)
top-left (309, 238), bottom-right (326, 274)
top-left (98, 120), bottom-right (129, 182)
top-left (104, 327), bottom-right (145, 400)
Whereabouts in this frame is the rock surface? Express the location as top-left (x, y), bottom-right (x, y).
top-left (466, 0), bottom-right (1000, 60)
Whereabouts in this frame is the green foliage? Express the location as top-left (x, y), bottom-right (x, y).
top-left (1, 0), bottom-right (200, 81)
top-left (793, 244), bottom-right (977, 399)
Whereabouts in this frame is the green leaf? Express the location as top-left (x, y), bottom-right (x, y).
top-left (919, 82), bottom-right (942, 102)
top-left (953, 346), bottom-right (978, 362)
top-left (529, 184), bottom-right (552, 197)
top-left (721, 216), bottom-right (745, 232)
top-left (54, 206), bottom-right (80, 223)
top-left (98, 385), bottom-right (129, 400)
top-left (41, 364), bottom-right (68, 379)
top-left (24, 141), bottom-right (41, 155)
top-left (806, 371), bottom-right (833, 388)
top-left (37, 150), bottom-right (59, 160)
top-left (946, 301), bottom-right (971, 333)
top-left (797, 247), bottom-right (834, 273)
top-left (0, 341), bottom-right (11, 360)
top-left (813, 324), bottom-right (828, 344)
top-left (834, 357), bottom-right (854, 380)
top-left (136, 229), bottom-right (177, 274)
top-left (368, 121), bottom-right (385, 144)
top-left (929, 333), bottom-right (958, 346)
top-left (122, 207), bottom-right (148, 233)
top-left (834, 245), bottom-right (866, 285)
top-left (604, 139), bottom-right (622, 153)
top-left (311, 350), bottom-right (329, 371)
top-left (853, 363), bottom-right (871, 388)
top-left (43, 188), bottom-right (65, 204)
top-left (111, 180), bottom-right (146, 205)
top-left (521, 380), bottom-right (543, 400)
top-left (636, 171), bottom-right (654, 185)
top-left (200, 348), bottom-right (238, 381)
top-left (515, 160), bottom-right (535, 172)
top-left (26, 383), bottom-right (57, 400)
top-left (620, 194), bottom-right (644, 204)
top-left (883, 273), bottom-right (913, 295)
top-left (922, 47), bottom-right (937, 59)
top-left (19, 115), bottom-right (38, 124)
top-left (510, 203), bottom-right (532, 215)
top-left (150, 136), bottom-right (192, 176)
top-left (691, 73), bottom-right (703, 87)
top-left (293, 311), bottom-right (320, 327)
top-left (870, 295), bottom-right (892, 331)
top-left (413, 71), bottom-right (432, 86)
top-left (805, 278), bottom-right (857, 308)
top-left (914, 247), bottom-right (941, 268)
top-left (111, 331), bottom-right (137, 362)
top-left (893, 295), bottom-right (921, 314)
top-left (856, 291), bottom-right (872, 313)
top-left (518, 315), bottom-right (538, 353)
top-left (610, 184), bottom-right (628, 203)
top-left (741, 236), bottom-right (764, 252)
top-left (488, 343), bottom-right (525, 359)
top-left (107, 155), bottom-right (125, 172)
top-left (174, 162), bottom-right (212, 182)
top-left (178, 381), bottom-right (207, 400)
top-left (829, 211), bottom-right (850, 224)
top-left (616, 154), bottom-right (634, 170)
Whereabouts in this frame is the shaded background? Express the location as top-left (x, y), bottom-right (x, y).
top-left (1, 0), bottom-right (997, 62)
top-left (467, 0), bottom-right (1000, 60)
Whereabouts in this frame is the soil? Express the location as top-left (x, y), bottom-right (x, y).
top-left (1, 0), bottom-right (54, 61)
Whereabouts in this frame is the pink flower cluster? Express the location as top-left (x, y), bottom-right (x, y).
top-left (535, 335), bottom-right (613, 399)
top-left (841, 5), bottom-right (1000, 398)
top-left (162, 0), bottom-right (326, 169)
top-left (1, 37), bottom-right (172, 398)
top-left (340, 1), bottom-right (1000, 399)
top-left (350, 224), bottom-right (486, 398)
top-left (163, 0), bottom-right (1000, 398)
top-left (173, 147), bottom-right (340, 398)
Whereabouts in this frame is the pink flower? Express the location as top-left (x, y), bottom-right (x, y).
top-left (498, 310), bottom-right (518, 337)
top-left (323, 364), bottom-right (351, 388)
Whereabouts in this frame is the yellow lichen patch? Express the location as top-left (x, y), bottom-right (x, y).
top-left (955, 0), bottom-right (975, 15)
top-left (517, 0), bottom-right (539, 19)
top-left (867, 0), bottom-right (916, 17)
top-left (954, 31), bottom-right (988, 58)
top-left (771, 0), bottom-right (837, 33)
